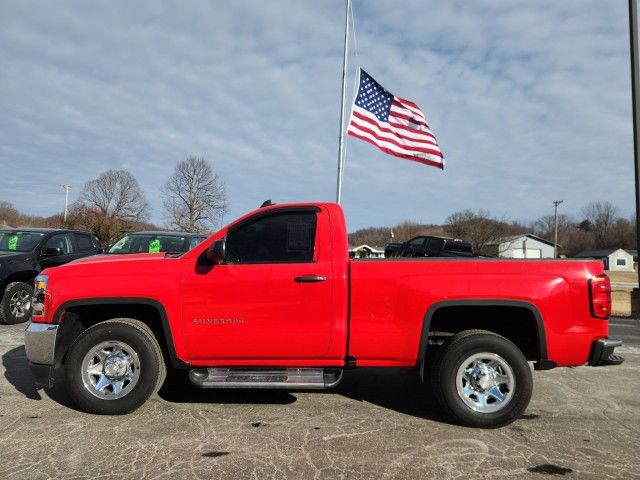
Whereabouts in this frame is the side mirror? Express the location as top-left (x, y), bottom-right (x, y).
top-left (96, 248), bottom-right (104, 254)
top-left (43, 247), bottom-right (63, 257)
top-left (206, 238), bottom-right (226, 265)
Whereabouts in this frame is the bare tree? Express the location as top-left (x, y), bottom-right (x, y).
top-left (0, 201), bottom-right (19, 227)
top-left (609, 216), bottom-right (637, 250)
top-left (533, 213), bottom-right (574, 254)
top-left (74, 170), bottom-right (150, 244)
top-left (162, 156), bottom-right (227, 233)
top-left (581, 201), bottom-right (619, 248)
top-left (534, 214), bottom-right (569, 239)
top-left (444, 209), bottom-right (517, 254)
top-left (348, 221), bottom-right (443, 247)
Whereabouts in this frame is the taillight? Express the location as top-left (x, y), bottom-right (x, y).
top-left (31, 274), bottom-right (48, 322)
top-left (589, 275), bottom-right (611, 319)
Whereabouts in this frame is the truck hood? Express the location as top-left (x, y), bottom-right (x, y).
top-left (67, 253), bottom-right (168, 266)
top-left (40, 251), bottom-right (186, 302)
top-left (41, 251), bottom-right (185, 284)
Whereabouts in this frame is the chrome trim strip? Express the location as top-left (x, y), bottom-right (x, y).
top-left (189, 368), bottom-right (329, 389)
top-left (24, 322), bottom-right (59, 365)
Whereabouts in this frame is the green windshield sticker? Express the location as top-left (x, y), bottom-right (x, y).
top-left (7, 235), bottom-right (18, 251)
top-left (149, 239), bottom-right (161, 253)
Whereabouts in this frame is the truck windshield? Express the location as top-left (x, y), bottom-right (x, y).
top-left (0, 231), bottom-right (45, 252)
top-left (107, 234), bottom-right (188, 254)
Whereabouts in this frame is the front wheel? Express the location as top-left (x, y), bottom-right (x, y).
top-left (431, 330), bottom-right (533, 428)
top-left (65, 318), bottom-right (166, 414)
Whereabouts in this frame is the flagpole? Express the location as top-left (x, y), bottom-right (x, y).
top-left (336, 0), bottom-right (351, 204)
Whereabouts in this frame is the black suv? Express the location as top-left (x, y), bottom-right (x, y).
top-left (0, 228), bottom-right (101, 324)
top-left (106, 231), bottom-right (206, 255)
top-left (384, 235), bottom-right (473, 258)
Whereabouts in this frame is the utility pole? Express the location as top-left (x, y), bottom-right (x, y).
top-left (629, 0), bottom-right (640, 289)
top-left (62, 184), bottom-right (71, 223)
top-left (553, 200), bottom-right (563, 258)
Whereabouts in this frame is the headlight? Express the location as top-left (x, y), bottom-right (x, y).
top-left (31, 274), bottom-right (48, 318)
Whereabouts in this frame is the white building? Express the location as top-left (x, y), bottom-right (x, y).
top-left (574, 248), bottom-right (637, 272)
top-left (349, 244), bottom-right (385, 259)
top-left (485, 234), bottom-right (556, 259)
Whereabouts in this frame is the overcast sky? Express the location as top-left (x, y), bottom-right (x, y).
top-left (0, 1), bottom-right (636, 231)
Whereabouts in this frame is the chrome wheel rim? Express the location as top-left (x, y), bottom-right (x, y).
top-left (456, 352), bottom-right (515, 413)
top-left (9, 289), bottom-right (31, 319)
top-left (81, 341), bottom-right (140, 400)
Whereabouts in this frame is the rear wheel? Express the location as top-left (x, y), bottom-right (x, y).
top-left (65, 318), bottom-right (165, 414)
top-left (431, 330), bottom-right (532, 428)
top-left (0, 281), bottom-right (33, 324)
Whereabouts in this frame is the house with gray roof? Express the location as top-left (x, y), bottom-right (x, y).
top-left (574, 248), bottom-right (637, 272)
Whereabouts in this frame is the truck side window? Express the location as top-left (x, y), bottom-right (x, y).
top-left (226, 212), bottom-right (317, 264)
top-left (409, 237), bottom-right (425, 247)
top-left (44, 233), bottom-right (73, 254)
top-left (425, 238), bottom-right (442, 251)
top-left (75, 234), bottom-right (95, 252)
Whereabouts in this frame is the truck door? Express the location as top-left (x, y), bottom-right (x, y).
top-left (182, 207), bottom-right (333, 362)
top-left (39, 233), bottom-right (76, 269)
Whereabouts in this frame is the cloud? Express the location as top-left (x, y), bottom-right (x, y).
top-left (0, 0), bottom-right (635, 231)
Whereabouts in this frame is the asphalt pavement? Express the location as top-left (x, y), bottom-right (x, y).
top-left (0, 318), bottom-right (638, 480)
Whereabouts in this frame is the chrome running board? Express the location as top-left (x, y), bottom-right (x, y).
top-left (189, 367), bottom-right (343, 389)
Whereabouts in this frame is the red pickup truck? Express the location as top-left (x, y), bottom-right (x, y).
top-left (25, 202), bottom-right (622, 427)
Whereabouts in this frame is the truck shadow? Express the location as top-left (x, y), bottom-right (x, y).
top-left (3, 348), bottom-right (451, 423)
top-left (158, 372), bottom-right (298, 405)
top-left (2, 346), bottom-right (42, 401)
top-left (3, 345), bottom-right (77, 408)
top-left (158, 367), bottom-right (452, 424)
top-left (333, 368), bottom-right (453, 424)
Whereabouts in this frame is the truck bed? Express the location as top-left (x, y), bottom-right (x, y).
top-left (348, 258), bottom-right (608, 367)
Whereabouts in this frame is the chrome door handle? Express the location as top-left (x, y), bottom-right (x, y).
top-left (294, 275), bottom-right (326, 283)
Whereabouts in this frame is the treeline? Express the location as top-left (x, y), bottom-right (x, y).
top-left (348, 221), bottom-right (446, 248)
top-left (0, 156), bottom-right (226, 245)
top-left (348, 201), bottom-right (637, 257)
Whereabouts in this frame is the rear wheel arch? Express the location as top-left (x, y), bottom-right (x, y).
top-left (52, 298), bottom-right (187, 370)
top-left (417, 300), bottom-right (549, 381)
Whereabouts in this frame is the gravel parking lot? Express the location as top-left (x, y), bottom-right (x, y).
top-left (1, 318), bottom-right (638, 480)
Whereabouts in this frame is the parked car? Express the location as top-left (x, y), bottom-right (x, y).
top-left (24, 202), bottom-right (622, 427)
top-left (0, 228), bottom-right (101, 324)
top-left (385, 235), bottom-right (473, 258)
top-left (106, 231), bottom-right (206, 255)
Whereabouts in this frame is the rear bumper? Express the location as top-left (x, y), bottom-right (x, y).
top-left (588, 339), bottom-right (624, 366)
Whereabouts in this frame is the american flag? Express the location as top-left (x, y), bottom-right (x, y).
top-left (346, 68), bottom-right (444, 169)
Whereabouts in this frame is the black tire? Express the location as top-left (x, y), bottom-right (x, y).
top-left (431, 329), bottom-right (533, 428)
top-left (65, 318), bottom-right (166, 415)
top-left (0, 281), bottom-right (33, 324)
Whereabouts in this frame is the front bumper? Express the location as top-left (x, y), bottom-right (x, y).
top-left (28, 362), bottom-right (55, 388)
top-left (25, 322), bottom-right (59, 388)
top-left (588, 338), bottom-right (624, 366)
